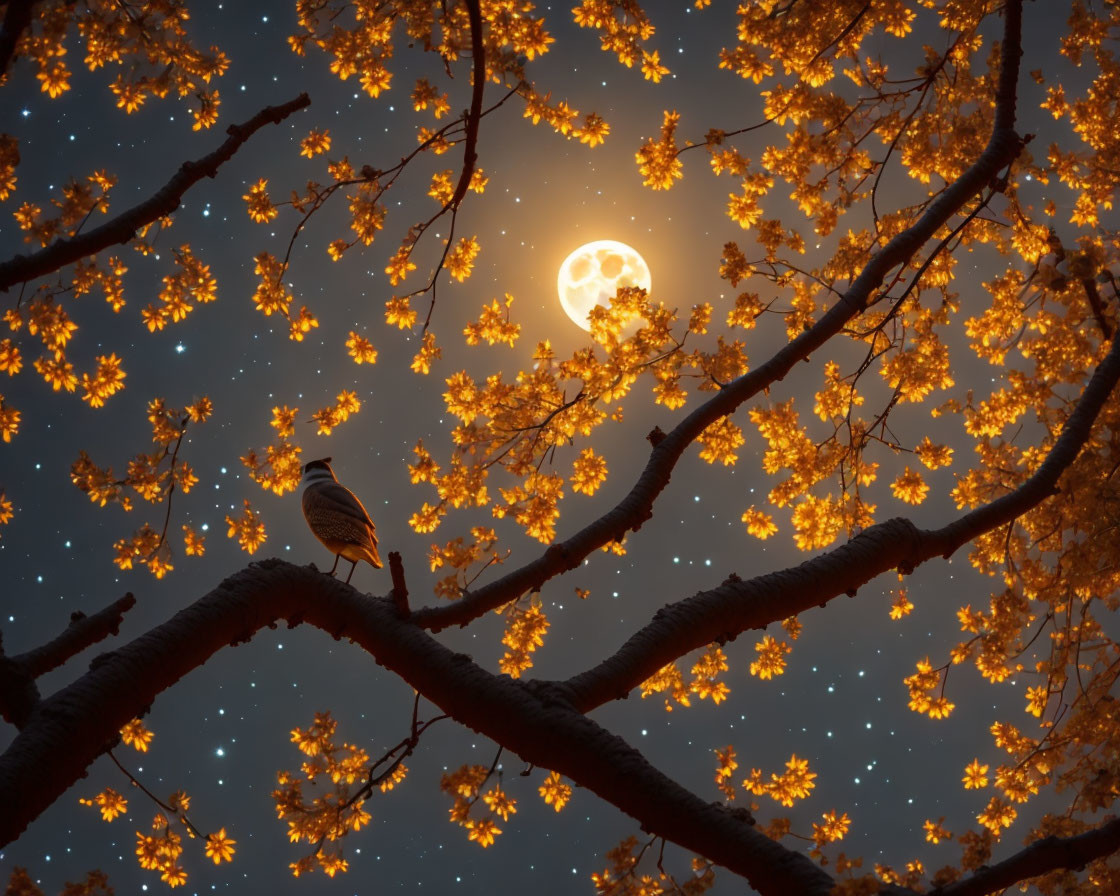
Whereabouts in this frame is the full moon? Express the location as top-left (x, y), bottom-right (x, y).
top-left (557, 239), bottom-right (652, 331)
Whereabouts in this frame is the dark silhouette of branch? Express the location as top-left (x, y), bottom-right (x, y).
top-left (0, 561), bottom-right (836, 896)
top-left (1083, 276), bottom-right (1113, 339)
top-left (450, 0), bottom-right (484, 210)
top-left (389, 550), bottom-right (410, 616)
top-left (410, 0), bottom-right (1026, 633)
top-left (0, 592), bottom-right (135, 727)
top-left (0, 632), bottom-right (37, 729)
top-left (12, 592), bottom-right (136, 679)
top-left (0, 0), bottom-right (40, 77)
top-left (0, 93), bottom-right (311, 292)
top-left (933, 817), bottom-right (1120, 896)
top-left (562, 327), bottom-right (1120, 710)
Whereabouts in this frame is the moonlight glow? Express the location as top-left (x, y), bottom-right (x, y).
top-left (556, 240), bottom-right (652, 331)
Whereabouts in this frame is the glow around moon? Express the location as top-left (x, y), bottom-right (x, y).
top-left (557, 240), bottom-right (652, 331)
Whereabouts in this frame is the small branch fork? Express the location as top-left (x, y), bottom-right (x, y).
top-left (108, 749), bottom-right (206, 840)
top-left (305, 692), bottom-right (449, 860)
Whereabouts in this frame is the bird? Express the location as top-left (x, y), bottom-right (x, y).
top-left (301, 457), bottom-right (382, 583)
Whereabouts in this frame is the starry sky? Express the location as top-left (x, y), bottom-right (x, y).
top-left (0, 2), bottom-right (1090, 894)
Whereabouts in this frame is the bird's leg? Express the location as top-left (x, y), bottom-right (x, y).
top-left (345, 559), bottom-right (358, 584)
top-left (328, 554), bottom-right (341, 576)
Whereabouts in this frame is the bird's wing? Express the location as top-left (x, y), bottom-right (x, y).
top-left (305, 482), bottom-right (377, 537)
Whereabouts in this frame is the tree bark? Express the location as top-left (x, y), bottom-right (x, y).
top-left (0, 561), bottom-right (835, 895)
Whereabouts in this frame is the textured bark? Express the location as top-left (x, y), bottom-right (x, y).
top-left (0, 561), bottom-right (834, 895)
top-left (0, 93), bottom-right (311, 292)
top-left (410, 0), bottom-right (1026, 634)
top-left (2, 555), bottom-right (1115, 894)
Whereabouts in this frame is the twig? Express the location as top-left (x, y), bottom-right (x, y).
top-left (109, 749), bottom-right (205, 839)
top-left (389, 552), bottom-right (410, 617)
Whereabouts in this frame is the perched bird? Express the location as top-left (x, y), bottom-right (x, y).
top-left (301, 457), bottom-right (382, 583)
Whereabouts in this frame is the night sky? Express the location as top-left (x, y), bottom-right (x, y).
top-left (0, 3), bottom-right (1092, 894)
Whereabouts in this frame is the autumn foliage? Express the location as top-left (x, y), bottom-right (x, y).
top-left (2, 1), bottom-right (1120, 895)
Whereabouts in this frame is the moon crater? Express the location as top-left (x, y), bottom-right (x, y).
top-left (557, 240), bottom-right (651, 331)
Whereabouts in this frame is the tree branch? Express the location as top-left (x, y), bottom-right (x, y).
top-left (449, 0), bottom-right (484, 210)
top-left (1082, 276), bottom-right (1113, 339)
top-left (0, 93), bottom-right (311, 292)
top-left (11, 592), bottom-right (136, 679)
top-left (0, 561), bottom-right (837, 896)
top-left (933, 817), bottom-right (1120, 896)
top-left (0, 592), bottom-right (136, 728)
top-left (0, 0), bottom-right (39, 77)
top-left (0, 633), bottom-right (38, 729)
top-left (389, 550), bottom-right (410, 616)
top-left (410, 0), bottom-right (1026, 633)
top-left (561, 328), bottom-right (1120, 710)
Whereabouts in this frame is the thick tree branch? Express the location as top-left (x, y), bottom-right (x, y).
top-left (411, 0), bottom-right (1026, 632)
top-left (561, 329), bottom-right (1120, 710)
top-left (1, 6), bottom-right (1068, 895)
top-left (0, 633), bottom-right (37, 729)
top-left (0, 562), bottom-right (837, 896)
top-left (933, 817), bottom-right (1120, 896)
top-left (0, 93), bottom-right (311, 292)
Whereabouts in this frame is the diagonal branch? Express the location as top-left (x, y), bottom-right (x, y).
top-left (560, 327), bottom-right (1120, 711)
top-left (0, 93), bottom-right (311, 292)
top-left (0, 560), bottom-right (837, 896)
top-left (932, 817), bottom-right (1120, 896)
top-left (410, 0), bottom-right (1026, 632)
